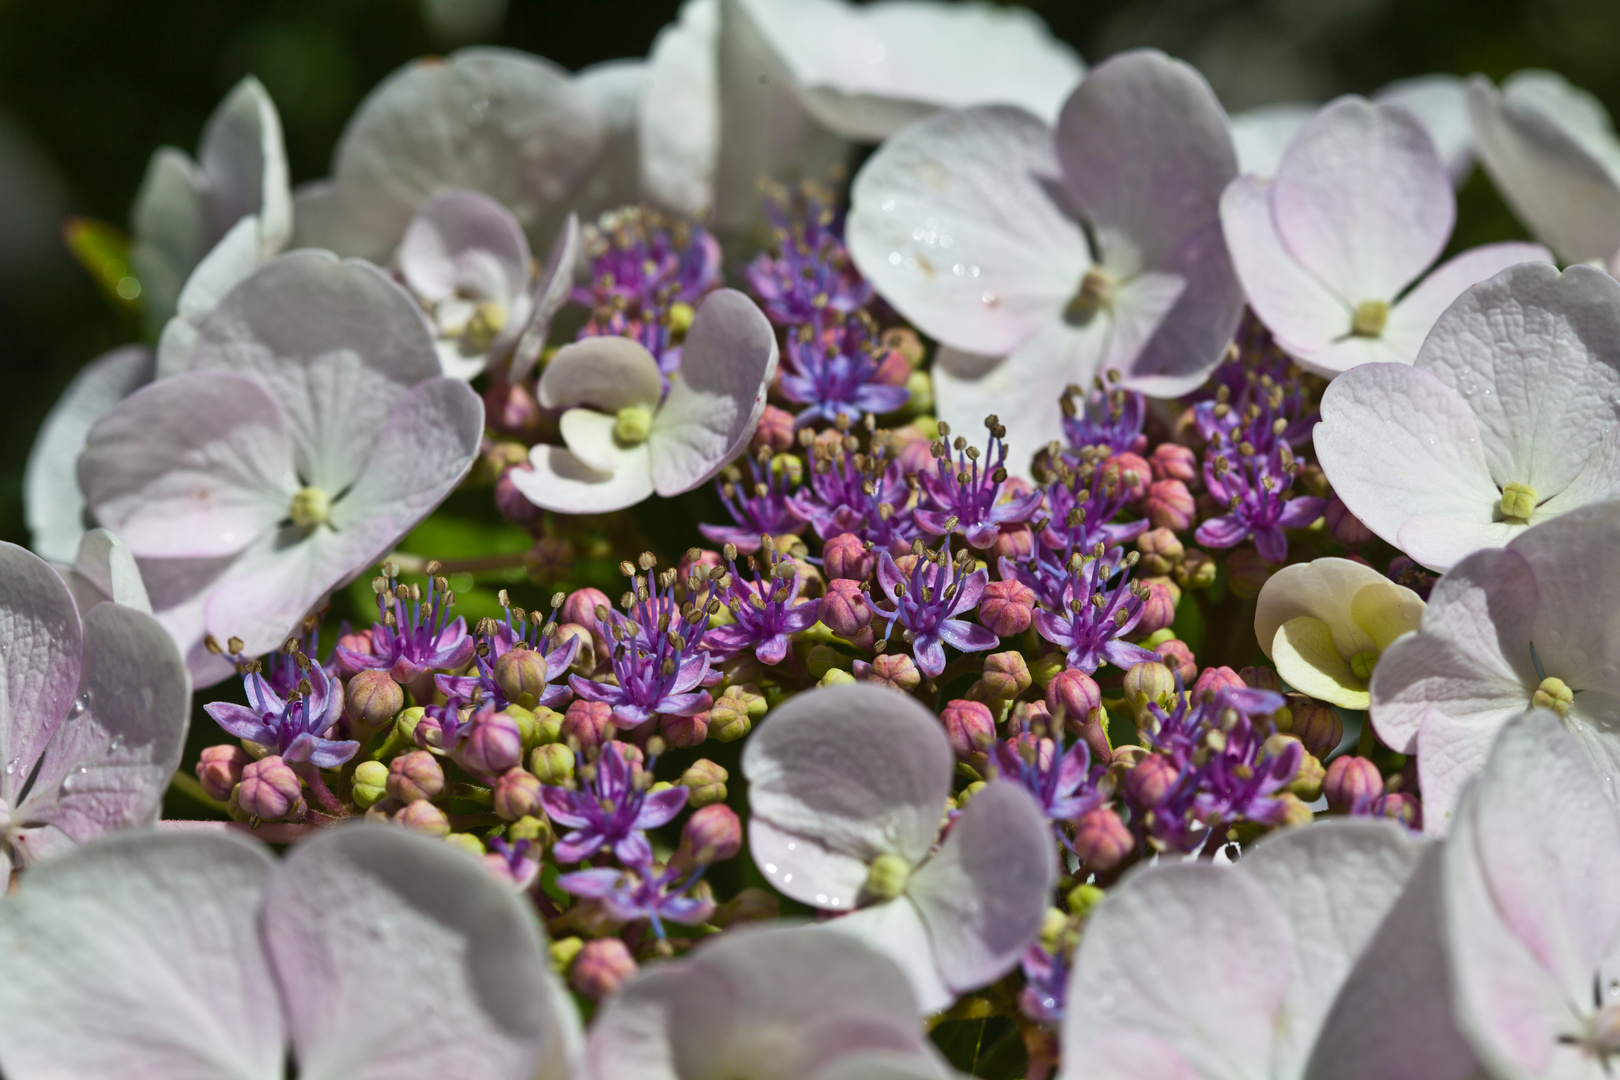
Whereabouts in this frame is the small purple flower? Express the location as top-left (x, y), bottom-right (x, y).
top-left (571, 561), bottom-right (718, 729)
top-left (485, 836), bottom-right (541, 890)
top-left (866, 543), bottom-right (998, 678)
top-left (1019, 942), bottom-right (1068, 1025)
top-left (435, 598), bottom-right (578, 711)
top-left (336, 568), bottom-right (474, 686)
top-left (1031, 546), bottom-right (1158, 675)
top-left (540, 741), bottom-right (688, 865)
top-left (704, 542), bottom-right (820, 666)
top-left (915, 418), bottom-right (1043, 550)
top-left (988, 731), bottom-right (1108, 827)
top-left (744, 180), bottom-right (873, 327)
top-left (1037, 452), bottom-right (1150, 556)
top-left (788, 436), bottom-right (918, 551)
top-left (204, 664), bottom-right (357, 769)
top-left (259, 617), bottom-right (328, 697)
top-left (1061, 379), bottom-right (1148, 456)
top-left (778, 316), bottom-right (910, 426)
top-left (557, 861), bottom-right (715, 938)
top-left (700, 448), bottom-right (810, 554)
top-left (1196, 443), bottom-right (1325, 564)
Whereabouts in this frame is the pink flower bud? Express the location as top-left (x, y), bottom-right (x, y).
top-left (483, 380), bottom-right (544, 442)
top-left (1127, 755), bottom-right (1179, 809)
top-left (572, 938), bottom-right (636, 1000)
top-left (661, 710), bottom-right (709, 748)
top-left (1226, 547), bottom-right (1277, 597)
top-left (940, 699), bottom-right (996, 758)
top-left (529, 742), bottom-right (574, 785)
top-left (493, 767), bottom-right (543, 821)
top-left (897, 436), bottom-right (936, 475)
top-left (562, 588), bottom-right (611, 632)
top-left (1122, 661), bottom-right (1176, 712)
top-left (1046, 668), bottom-right (1101, 726)
top-left (523, 535), bottom-right (574, 581)
top-left (556, 622), bottom-right (600, 675)
top-left (975, 651), bottom-right (1031, 701)
top-left (681, 758), bottom-right (729, 807)
top-left (495, 466), bottom-right (546, 526)
top-left (1102, 451), bottom-right (1151, 502)
top-left (456, 710), bottom-right (524, 777)
top-left (494, 647), bottom-right (552, 710)
top-left (562, 699), bottom-right (613, 752)
top-left (676, 804), bottom-right (743, 868)
top-left (1324, 493), bottom-right (1375, 546)
top-left (1134, 577), bottom-right (1181, 636)
top-left (1072, 807), bottom-right (1133, 870)
top-left (1149, 442), bottom-right (1199, 483)
top-left (860, 652), bottom-right (921, 692)
top-left (1240, 666), bottom-right (1282, 692)
top-left (1372, 791), bottom-right (1420, 828)
top-left (346, 669), bottom-right (403, 735)
top-left (387, 750), bottom-right (445, 803)
top-left (196, 744), bottom-right (250, 803)
top-left (750, 404), bottom-right (796, 452)
top-left (822, 533), bottom-right (875, 582)
top-left (872, 344), bottom-right (911, 386)
top-left (1144, 479), bottom-right (1196, 532)
top-left (1284, 697), bottom-right (1343, 758)
top-left (978, 578), bottom-right (1035, 637)
top-left (1153, 638), bottom-right (1197, 683)
top-left (395, 799), bottom-right (451, 837)
top-left (334, 628), bottom-right (375, 676)
top-left (237, 756), bottom-right (303, 821)
top-left (819, 578), bottom-right (872, 640)
top-left (1193, 665), bottom-right (1244, 700)
top-left (991, 523), bottom-right (1036, 563)
top-left (1135, 527), bottom-right (1185, 576)
top-left (1323, 756), bottom-right (1383, 812)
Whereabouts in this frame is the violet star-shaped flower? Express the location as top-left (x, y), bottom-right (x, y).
top-left (700, 448), bottom-right (810, 554)
top-left (788, 436), bottom-right (918, 551)
top-left (1031, 547), bottom-right (1158, 675)
top-left (1061, 379), bottom-right (1147, 456)
top-left (1037, 453), bottom-right (1150, 556)
top-left (989, 730), bottom-right (1108, 828)
top-left (336, 569), bottom-right (474, 685)
top-left (915, 419), bottom-right (1043, 550)
top-left (435, 602), bottom-right (578, 712)
top-left (867, 544), bottom-right (997, 678)
top-left (205, 664), bottom-right (358, 769)
top-left (745, 181), bottom-right (873, 327)
top-left (539, 741), bottom-right (688, 865)
top-left (1197, 442), bottom-right (1325, 564)
top-left (778, 317), bottom-right (910, 426)
top-left (557, 861), bottom-right (714, 938)
top-left (704, 544), bottom-right (820, 666)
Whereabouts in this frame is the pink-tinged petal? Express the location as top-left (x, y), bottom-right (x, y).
top-left (80, 370), bottom-right (297, 560)
top-left (60, 528), bottom-right (153, 615)
top-left (1231, 102), bottom-right (1313, 178)
top-left (748, 817), bottom-right (870, 912)
top-left (0, 543), bottom-right (84, 807)
top-left (742, 684), bottom-right (953, 895)
top-left (847, 104), bottom-right (1086, 358)
top-left (264, 825), bottom-right (580, 1080)
top-left (1443, 713), bottom-right (1620, 1077)
top-left (755, 634), bottom-right (790, 666)
top-left (188, 251), bottom-right (441, 495)
top-left (507, 213), bottom-right (581, 384)
top-left (633, 786), bottom-right (689, 831)
top-left (1510, 502), bottom-right (1620, 691)
top-left (1468, 70), bottom-right (1620, 265)
top-left (650, 289), bottom-right (779, 497)
top-left (908, 781), bottom-right (1055, 996)
top-left (822, 898), bottom-right (955, 1015)
top-left (1314, 363), bottom-right (1501, 572)
top-left (1064, 1031), bottom-right (1203, 1080)
top-left (1369, 545), bottom-right (1538, 755)
top-left (197, 75), bottom-right (291, 255)
top-left (572, 60), bottom-right (647, 219)
top-left (511, 443), bottom-right (656, 515)
top-left (537, 335), bottom-right (663, 412)
top-left (1063, 861), bottom-right (1292, 1080)
top-left (135, 551), bottom-right (241, 687)
top-left (1220, 175), bottom-right (1350, 352)
top-left (1416, 706), bottom-right (1505, 836)
top-left (131, 146), bottom-right (210, 332)
top-left (1413, 261), bottom-right (1620, 504)
top-left (308, 48), bottom-right (607, 262)
top-left (24, 345), bottom-right (154, 565)
top-left (1271, 96), bottom-right (1453, 304)
top-left (1380, 241), bottom-right (1553, 362)
top-left (1376, 74), bottom-right (1475, 184)
top-left (1287, 332), bottom-right (1411, 380)
top-left (157, 213), bottom-right (274, 380)
top-left (398, 188), bottom-right (530, 308)
top-left (0, 830), bottom-right (284, 1079)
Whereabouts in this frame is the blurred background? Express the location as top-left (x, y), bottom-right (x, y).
top-left (0, 0), bottom-right (1603, 548)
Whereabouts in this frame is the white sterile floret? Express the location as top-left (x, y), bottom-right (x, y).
top-left (1221, 96), bottom-right (1549, 378)
top-left (846, 49), bottom-right (1244, 475)
top-left (741, 682), bottom-right (1056, 1014)
top-left (1315, 261), bottom-right (1620, 573)
top-left (1060, 819), bottom-right (1477, 1080)
top-left (1370, 501), bottom-right (1620, 834)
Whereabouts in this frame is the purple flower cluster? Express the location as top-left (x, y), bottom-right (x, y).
top-left (336, 567), bottom-right (474, 689)
top-left (1037, 451), bottom-right (1150, 556)
top-left (915, 418), bottom-right (1042, 550)
top-left (704, 540), bottom-right (820, 667)
top-left (1060, 378), bottom-right (1148, 457)
top-left (205, 662), bottom-right (358, 769)
top-left (1028, 545), bottom-right (1158, 675)
top-left (540, 740), bottom-right (687, 864)
top-left (558, 860), bottom-right (714, 939)
top-left (778, 315), bottom-right (909, 425)
top-left (867, 542), bottom-right (996, 678)
top-left (788, 430), bottom-right (919, 552)
top-left (701, 448), bottom-right (810, 554)
top-left (435, 594), bottom-right (578, 712)
top-left (989, 730), bottom-right (1109, 828)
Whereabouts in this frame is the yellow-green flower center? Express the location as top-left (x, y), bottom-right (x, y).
top-left (1065, 266), bottom-right (1116, 324)
top-left (1349, 650), bottom-right (1379, 682)
top-left (863, 852), bottom-right (911, 900)
top-left (1500, 482), bottom-right (1538, 523)
top-left (614, 405), bottom-right (655, 445)
top-left (1532, 676), bottom-right (1574, 717)
top-left (463, 300), bottom-right (507, 352)
top-left (1351, 299), bottom-right (1389, 338)
top-left (288, 486), bottom-right (331, 528)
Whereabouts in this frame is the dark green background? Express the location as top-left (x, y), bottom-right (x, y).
top-left (0, 0), bottom-right (1603, 548)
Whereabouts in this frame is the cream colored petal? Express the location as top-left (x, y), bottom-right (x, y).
top-left (1349, 581), bottom-right (1426, 654)
top-left (1273, 616), bottom-right (1371, 710)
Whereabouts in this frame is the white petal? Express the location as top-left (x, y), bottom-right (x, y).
top-left (1507, 501), bottom-right (1620, 694)
top-left (559, 408), bottom-right (634, 475)
top-left (1468, 70), bottom-right (1620, 264)
top-left (1416, 705), bottom-right (1506, 837)
top-left (650, 288), bottom-right (778, 496)
top-left (1379, 241), bottom-right (1553, 363)
top-left (573, 59), bottom-right (648, 217)
top-left (907, 781), bottom-right (1056, 996)
top-left (199, 75), bottom-right (292, 256)
top-left (188, 251), bottom-right (441, 494)
top-left (1374, 74), bottom-right (1475, 184)
top-left (748, 817), bottom-right (869, 911)
top-left (0, 830), bottom-right (284, 1080)
top-left (821, 898), bottom-right (955, 1015)
top-left (137, 551), bottom-right (244, 688)
top-left (511, 443), bottom-right (656, 515)
top-left (23, 345), bottom-right (154, 564)
top-left (60, 527), bottom-right (152, 614)
top-left (1314, 362), bottom-right (1502, 572)
top-left (537, 335), bottom-right (663, 412)
top-left (0, 542), bottom-right (84, 807)
top-left (640, 0), bottom-right (719, 218)
top-left (1220, 174), bottom-right (1352, 355)
top-left (397, 188), bottom-right (531, 310)
top-left (1231, 102), bottom-right (1313, 178)
top-left (157, 213), bottom-right (268, 379)
top-left (506, 213), bottom-right (581, 385)
top-left (742, 683), bottom-right (952, 900)
top-left (79, 370), bottom-right (297, 560)
top-left (131, 147), bottom-right (209, 331)
top-left (265, 826), bottom-right (580, 1080)
top-left (1063, 861), bottom-right (1291, 1079)
top-left (1255, 557), bottom-right (1410, 663)
top-left (847, 104), bottom-right (1086, 357)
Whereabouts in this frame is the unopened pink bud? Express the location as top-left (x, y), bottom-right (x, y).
top-left (494, 647), bottom-right (552, 710)
top-left (1127, 755), bottom-right (1179, 809)
top-left (1226, 547), bottom-right (1276, 598)
top-left (991, 523), bottom-right (1036, 562)
top-left (1372, 791), bottom-right (1420, 828)
top-left (676, 803), bottom-right (743, 868)
top-left (483, 380), bottom-right (544, 442)
top-left (819, 578), bottom-right (872, 640)
top-left (562, 699), bottom-right (614, 752)
top-left (1324, 494), bottom-right (1375, 546)
top-left (1149, 442), bottom-right (1199, 484)
top-left (1102, 451), bottom-right (1151, 502)
top-left (556, 622), bottom-right (600, 675)
top-left (750, 404), bottom-right (796, 452)
top-left (860, 652), bottom-right (921, 692)
top-left (1240, 666), bottom-right (1282, 692)
top-left (1193, 665), bottom-right (1244, 700)
top-left (572, 938), bottom-right (636, 1000)
top-left (495, 467), bottom-right (546, 526)
top-left (493, 767), bottom-right (543, 821)
top-left (1134, 577), bottom-right (1181, 636)
top-left (387, 750), bottom-right (445, 803)
top-left (1153, 638), bottom-right (1197, 683)
top-left (456, 710), bottom-right (524, 777)
top-left (346, 669), bottom-right (403, 734)
top-left (334, 628), bottom-right (376, 676)
top-left (1135, 527), bottom-right (1185, 576)
top-left (562, 587), bottom-right (611, 631)
top-left (237, 756), bottom-right (303, 821)
top-left (661, 710), bottom-right (709, 748)
top-left (1324, 756), bottom-right (1383, 813)
top-left (196, 744), bottom-right (250, 803)
top-left (1046, 668), bottom-right (1101, 726)
top-left (1284, 697), bottom-right (1344, 758)
top-left (940, 699), bottom-right (996, 758)
top-left (978, 578), bottom-right (1035, 637)
top-left (975, 651), bottom-right (1031, 701)
top-left (872, 344), bottom-right (911, 386)
top-left (1144, 479), bottom-right (1196, 532)
top-left (823, 533), bottom-right (875, 582)
top-left (395, 799), bottom-right (451, 837)
top-left (1072, 807), bottom-right (1133, 870)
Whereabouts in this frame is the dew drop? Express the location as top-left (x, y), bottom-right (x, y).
top-left (467, 97), bottom-right (490, 125)
top-left (981, 290), bottom-right (999, 308)
top-left (68, 692), bottom-right (91, 719)
top-left (4, 758), bottom-right (17, 776)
